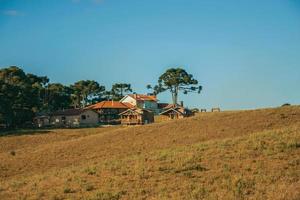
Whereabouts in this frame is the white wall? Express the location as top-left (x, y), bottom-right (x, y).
top-left (50, 110), bottom-right (98, 127)
top-left (120, 95), bottom-right (137, 106)
top-left (80, 110), bottom-right (98, 125)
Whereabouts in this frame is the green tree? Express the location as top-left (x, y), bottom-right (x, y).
top-left (0, 66), bottom-right (49, 127)
top-left (110, 83), bottom-right (133, 100)
top-left (0, 80), bottom-right (14, 126)
top-left (148, 68), bottom-right (202, 105)
top-left (27, 73), bottom-right (49, 111)
top-left (43, 83), bottom-right (72, 111)
top-left (71, 80), bottom-right (105, 108)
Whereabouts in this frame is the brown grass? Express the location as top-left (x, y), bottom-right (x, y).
top-left (0, 106), bottom-right (299, 199)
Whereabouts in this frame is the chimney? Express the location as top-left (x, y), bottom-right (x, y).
top-left (134, 93), bottom-right (137, 99)
top-left (180, 101), bottom-right (184, 107)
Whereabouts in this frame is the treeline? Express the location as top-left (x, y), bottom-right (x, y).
top-left (0, 66), bottom-right (133, 128)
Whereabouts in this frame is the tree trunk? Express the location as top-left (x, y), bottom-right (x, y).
top-left (172, 86), bottom-right (178, 105)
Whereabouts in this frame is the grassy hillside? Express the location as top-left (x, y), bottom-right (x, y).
top-left (0, 106), bottom-right (299, 200)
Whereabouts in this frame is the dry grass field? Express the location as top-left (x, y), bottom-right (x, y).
top-left (0, 106), bottom-right (300, 200)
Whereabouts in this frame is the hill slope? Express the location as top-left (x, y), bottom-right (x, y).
top-left (0, 106), bottom-right (299, 200)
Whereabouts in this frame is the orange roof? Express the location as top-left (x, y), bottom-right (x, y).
top-left (128, 94), bottom-right (157, 101)
top-left (86, 101), bottom-right (134, 109)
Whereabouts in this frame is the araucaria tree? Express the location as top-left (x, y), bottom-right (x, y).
top-left (149, 68), bottom-right (202, 105)
top-left (71, 80), bottom-right (106, 108)
top-left (110, 83), bottom-right (133, 100)
top-left (43, 83), bottom-right (73, 111)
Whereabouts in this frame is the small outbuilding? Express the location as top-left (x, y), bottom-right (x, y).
top-left (50, 108), bottom-right (98, 127)
top-left (159, 104), bottom-right (194, 120)
top-left (33, 115), bottom-right (50, 128)
top-left (119, 108), bottom-right (154, 125)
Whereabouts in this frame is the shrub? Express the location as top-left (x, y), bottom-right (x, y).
top-left (84, 167), bottom-right (97, 175)
top-left (287, 141), bottom-right (300, 149)
top-left (85, 184), bottom-right (95, 192)
top-left (63, 187), bottom-right (75, 194)
top-left (234, 178), bottom-right (255, 198)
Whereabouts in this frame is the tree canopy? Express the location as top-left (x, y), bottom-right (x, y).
top-left (0, 66), bottom-right (48, 127)
top-left (109, 83), bottom-right (133, 100)
top-left (43, 83), bottom-right (73, 112)
top-left (71, 80), bottom-right (106, 108)
top-left (148, 68), bottom-right (202, 105)
top-left (0, 66), bottom-right (108, 128)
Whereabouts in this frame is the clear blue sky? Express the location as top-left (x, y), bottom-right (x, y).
top-left (0, 0), bottom-right (300, 110)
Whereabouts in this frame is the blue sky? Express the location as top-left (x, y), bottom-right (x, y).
top-left (0, 0), bottom-right (300, 110)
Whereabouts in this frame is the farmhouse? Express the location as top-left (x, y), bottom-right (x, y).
top-left (119, 108), bottom-right (154, 125)
top-left (120, 94), bottom-right (159, 114)
top-left (50, 109), bottom-right (98, 127)
top-left (160, 104), bottom-right (194, 120)
top-left (87, 101), bottom-right (133, 124)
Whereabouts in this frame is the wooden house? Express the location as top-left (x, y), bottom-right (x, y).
top-left (119, 108), bottom-right (154, 125)
top-left (87, 101), bottom-right (133, 124)
top-left (120, 94), bottom-right (159, 114)
top-left (50, 109), bottom-right (98, 127)
top-left (159, 104), bottom-right (194, 120)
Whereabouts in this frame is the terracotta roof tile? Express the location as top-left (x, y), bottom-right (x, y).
top-left (87, 101), bottom-right (134, 109)
top-left (128, 94), bottom-right (157, 101)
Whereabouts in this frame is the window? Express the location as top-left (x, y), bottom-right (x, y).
top-left (62, 116), bottom-right (66, 121)
top-left (81, 115), bottom-right (86, 120)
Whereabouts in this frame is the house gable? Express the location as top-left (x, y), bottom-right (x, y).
top-left (120, 95), bottom-right (137, 106)
top-left (160, 108), bottom-right (184, 116)
top-left (119, 108), bottom-right (141, 116)
top-left (120, 94), bottom-right (159, 114)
